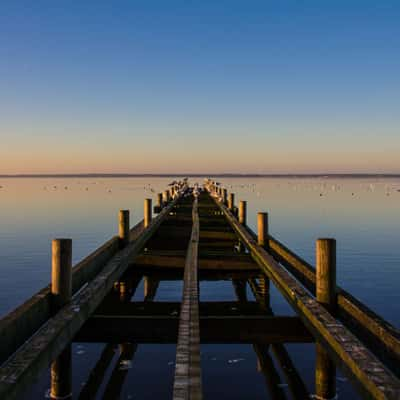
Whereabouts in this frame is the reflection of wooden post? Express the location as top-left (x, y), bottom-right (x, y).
top-left (258, 273), bottom-right (270, 309)
top-left (51, 239), bottom-right (72, 399)
top-left (157, 193), bottom-right (162, 208)
top-left (222, 188), bottom-right (228, 205)
top-left (144, 199), bottom-right (152, 228)
top-left (119, 210), bottom-right (130, 248)
top-left (228, 193), bottom-right (235, 212)
top-left (144, 276), bottom-right (159, 302)
top-left (316, 343), bottom-right (335, 399)
top-left (103, 343), bottom-right (137, 399)
top-left (257, 212), bottom-right (269, 249)
top-left (315, 238), bottom-right (336, 399)
top-left (78, 344), bottom-right (116, 400)
top-left (238, 201), bottom-right (247, 225)
top-left (51, 345), bottom-right (72, 400)
top-left (232, 279), bottom-right (247, 303)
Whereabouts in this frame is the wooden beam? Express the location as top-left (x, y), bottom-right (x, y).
top-left (75, 315), bottom-right (313, 344)
top-left (95, 301), bottom-right (267, 317)
top-left (133, 252), bottom-right (258, 271)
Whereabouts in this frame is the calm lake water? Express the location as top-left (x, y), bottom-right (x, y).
top-left (0, 177), bottom-right (399, 399)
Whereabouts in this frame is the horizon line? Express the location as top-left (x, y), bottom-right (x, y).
top-left (1, 173), bottom-right (400, 178)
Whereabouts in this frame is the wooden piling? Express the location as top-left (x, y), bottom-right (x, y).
top-left (228, 193), bottom-right (235, 212)
top-left (238, 201), bottom-right (247, 225)
top-left (119, 210), bottom-right (130, 248)
top-left (51, 239), bottom-right (72, 400)
top-left (163, 190), bottom-right (169, 205)
top-left (144, 199), bottom-right (152, 228)
top-left (316, 238), bottom-right (336, 400)
top-left (316, 239), bottom-right (336, 313)
top-left (257, 212), bottom-right (269, 249)
top-left (157, 193), bottom-right (163, 208)
top-left (222, 188), bottom-right (227, 205)
top-left (51, 239), bottom-right (72, 309)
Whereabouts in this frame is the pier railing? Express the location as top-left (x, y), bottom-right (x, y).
top-left (209, 179), bottom-right (400, 378)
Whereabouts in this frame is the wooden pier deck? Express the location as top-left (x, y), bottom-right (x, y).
top-left (0, 180), bottom-right (399, 399)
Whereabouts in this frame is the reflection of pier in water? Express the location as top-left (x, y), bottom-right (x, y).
top-left (0, 180), bottom-right (399, 399)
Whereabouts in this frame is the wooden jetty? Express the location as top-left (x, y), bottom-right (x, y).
top-left (0, 179), bottom-right (399, 399)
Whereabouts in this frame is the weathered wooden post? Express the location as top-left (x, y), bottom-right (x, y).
top-left (257, 212), bottom-right (269, 249)
top-left (162, 190), bottom-right (169, 205)
top-left (228, 193), bottom-right (235, 212)
top-left (157, 193), bottom-right (163, 208)
top-left (144, 199), bottom-right (152, 228)
top-left (169, 187), bottom-right (174, 199)
top-left (316, 239), bottom-right (336, 313)
top-left (119, 210), bottom-right (130, 248)
top-left (315, 238), bottom-right (336, 399)
top-left (51, 239), bottom-right (72, 309)
top-left (239, 201), bottom-right (247, 225)
top-left (222, 188), bottom-right (228, 205)
top-left (51, 239), bottom-right (72, 400)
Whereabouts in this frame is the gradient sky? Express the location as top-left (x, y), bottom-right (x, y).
top-left (1, 1), bottom-right (399, 174)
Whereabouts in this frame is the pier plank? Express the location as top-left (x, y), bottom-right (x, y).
top-left (173, 196), bottom-right (203, 400)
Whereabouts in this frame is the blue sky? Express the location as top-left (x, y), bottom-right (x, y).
top-left (1, 1), bottom-right (399, 173)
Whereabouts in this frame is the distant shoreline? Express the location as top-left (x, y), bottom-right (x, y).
top-left (1, 173), bottom-right (400, 179)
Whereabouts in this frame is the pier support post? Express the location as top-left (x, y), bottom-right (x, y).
top-left (228, 193), bottom-right (235, 212)
top-left (162, 190), bottom-right (169, 205)
top-left (315, 238), bottom-right (336, 400)
top-left (157, 193), bottom-right (163, 208)
top-left (222, 188), bottom-right (228, 205)
top-left (239, 201), bottom-right (247, 225)
top-left (257, 213), bottom-right (270, 309)
top-left (316, 239), bottom-right (336, 313)
top-left (119, 210), bottom-right (130, 248)
top-left (51, 239), bottom-right (72, 400)
top-left (51, 239), bottom-right (72, 310)
top-left (257, 212), bottom-right (269, 249)
top-left (144, 199), bottom-right (152, 228)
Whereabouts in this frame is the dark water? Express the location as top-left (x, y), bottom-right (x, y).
top-left (0, 177), bottom-right (399, 399)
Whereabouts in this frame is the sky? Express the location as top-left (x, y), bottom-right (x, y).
top-left (0, 1), bottom-right (399, 174)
